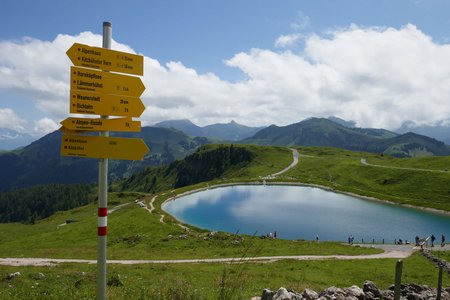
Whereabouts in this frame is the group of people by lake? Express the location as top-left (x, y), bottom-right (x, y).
top-left (343, 234), bottom-right (445, 247)
top-left (260, 232), bottom-right (446, 246)
top-left (414, 234), bottom-right (445, 248)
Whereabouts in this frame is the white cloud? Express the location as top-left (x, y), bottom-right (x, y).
top-left (32, 118), bottom-right (59, 136)
top-left (226, 24), bottom-right (450, 129)
top-left (275, 34), bottom-right (301, 48)
top-left (0, 32), bottom-right (139, 124)
top-left (301, 24), bottom-right (450, 128)
top-left (2, 24), bottom-right (450, 132)
top-left (0, 108), bottom-right (26, 131)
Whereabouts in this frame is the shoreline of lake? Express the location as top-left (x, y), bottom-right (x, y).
top-left (162, 180), bottom-right (450, 218)
top-left (160, 180), bottom-right (450, 243)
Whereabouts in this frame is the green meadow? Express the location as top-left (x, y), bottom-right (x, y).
top-left (0, 145), bottom-right (449, 298)
top-left (282, 146), bottom-right (450, 212)
top-left (0, 252), bottom-right (448, 299)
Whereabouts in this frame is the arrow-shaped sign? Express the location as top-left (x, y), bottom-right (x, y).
top-left (61, 134), bottom-right (149, 160)
top-left (69, 90), bottom-right (145, 117)
top-left (70, 66), bottom-right (145, 97)
top-left (60, 117), bottom-right (141, 132)
top-left (67, 43), bottom-right (144, 75)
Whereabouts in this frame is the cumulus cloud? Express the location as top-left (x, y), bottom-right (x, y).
top-left (1, 24), bottom-right (450, 131)
top-left (0, 32), bottom-right (139, 123)
top-left (0, 108), bottom-right (26, 131)
top-left (32, 117), bottom-right (59, 136)
top-left (226, 24), bottom-right (450, 129)
top-left (275, 34), bottom-right (301, 48)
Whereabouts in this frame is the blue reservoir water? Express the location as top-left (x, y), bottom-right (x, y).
top-left (163, 185), bottom-right (450, 243)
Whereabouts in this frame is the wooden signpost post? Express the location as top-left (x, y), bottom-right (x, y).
top-left (60, 22), bottom-right (148, 300)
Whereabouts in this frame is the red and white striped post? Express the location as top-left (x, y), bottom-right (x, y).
top-left (98, 207), bottom-right (108, 236)
top-left (97, 21), bottom-right (111, 300)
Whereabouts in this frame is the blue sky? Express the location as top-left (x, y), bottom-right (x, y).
top-left (4, 0), bottom-right (449, 77)
top-left (2, 0), bottom-right (450, 136)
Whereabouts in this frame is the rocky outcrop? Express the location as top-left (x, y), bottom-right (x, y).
top-left (255, 281), bottom-right (450, 300)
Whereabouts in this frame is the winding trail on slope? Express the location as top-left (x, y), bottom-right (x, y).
top-left (148, 195), bottom-right (157, 213)
top-left (264, 148), bottom-right (299, 179)
top-left (360, 158), bottom-right (449, 173)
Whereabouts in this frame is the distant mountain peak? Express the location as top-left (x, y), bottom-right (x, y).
top-left (154, 119), bottom-right (265, 141)
top-left (327, 116), bottom-right (356, 128)
top-left (243, 117), bottom-right (446, 157)
top-left (396, 120), bottom-right (450, 145)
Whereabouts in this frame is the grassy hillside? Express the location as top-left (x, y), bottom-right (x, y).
top-left (119, 144), bottom-right (292, 193)
top-left (120, 143), bottom-right (450, 212)
top-left (0, 145), bottom-right (449, 299)
top-left (0, 192), bottom-right (379, 260)
top-left (0, 193), bottom-right (447, 299)
top-left (2, 191), bottom-right (445, 299)
top-left (366, 154), bottom-right (450, 171)
top-left (282, 147), bottom-right (450, 211)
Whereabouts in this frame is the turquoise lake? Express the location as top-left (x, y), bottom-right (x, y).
top-left (163, 185), bottom-right (450, 243)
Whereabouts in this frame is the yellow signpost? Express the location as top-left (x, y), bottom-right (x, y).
top-left (62, 23), bottom-right (148, 299)
top-left (69, 90), bottom-right (145, 117)
top-left (66, 42), bottom-right (144, 75)
top-left (70, 66), bottom-right (145, 97)
top-left (61, 134), bottom-right (149, 160)
top-left (60, 117), bottom-right (141, 132)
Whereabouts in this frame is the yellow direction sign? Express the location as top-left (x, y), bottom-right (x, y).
top-left (67, 43), bottom-right (144, 75)
top-left (60, 117), bottom-right (141, 132)
top-left (61, 134), bottom-right (149, 160)
top-left (70, 90), bottom-right (145, 117)
top-left (71, 66), bottom-right (145, 97)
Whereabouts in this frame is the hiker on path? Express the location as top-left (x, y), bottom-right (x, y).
top-left (431, 234), bottom-right (436, 247)
top-left (442, 234), bottom-right (446, 247)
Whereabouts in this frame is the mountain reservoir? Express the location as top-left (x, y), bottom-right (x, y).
top-left (163, 184), bottom-right (450, 243)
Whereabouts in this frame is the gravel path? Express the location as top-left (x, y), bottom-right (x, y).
top-left (148, 195), bottom-right (157, 213)
top-left (263, 148), bottom-right (299, 179)
top-left (0, 246), bottom-right (415, 267)
top-left (360, 158), bottom-right (448, 173)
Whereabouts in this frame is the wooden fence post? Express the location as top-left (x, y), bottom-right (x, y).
top-left (437, 264), bottom-right (443, 300)
top-left (394, 260), bottom-right (403, 300)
